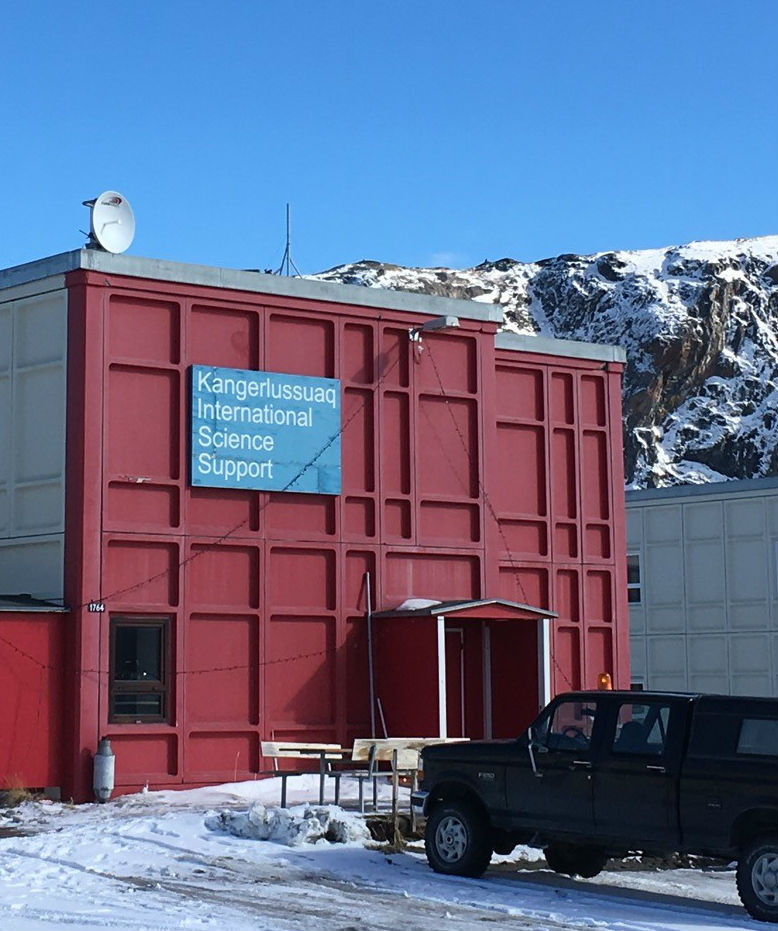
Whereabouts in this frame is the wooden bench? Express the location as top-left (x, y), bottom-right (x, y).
top-left (260, 741), bottom-right (348, 807)
top-left (349, 737), bottom-right (470, 825)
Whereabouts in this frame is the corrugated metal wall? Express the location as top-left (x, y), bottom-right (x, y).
top-left (628, 482), bottom-right (778, 696)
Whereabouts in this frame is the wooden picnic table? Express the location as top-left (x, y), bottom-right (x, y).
top-left (260, 741), bottom-right (350, 807)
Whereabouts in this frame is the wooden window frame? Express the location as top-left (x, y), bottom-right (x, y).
top-left (109, 616), bottom-right (172, 724)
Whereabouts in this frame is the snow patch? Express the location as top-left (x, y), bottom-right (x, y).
top-left (205, 803), bottom-right (371, 847)
top-left (396, 597), bottom-right (442, 611)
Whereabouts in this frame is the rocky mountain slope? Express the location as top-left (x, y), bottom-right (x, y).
top-left (312, 237), bottom-right (778, 488)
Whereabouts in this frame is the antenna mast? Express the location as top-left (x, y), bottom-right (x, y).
top-left (275, 203), bottom-right (301, 276)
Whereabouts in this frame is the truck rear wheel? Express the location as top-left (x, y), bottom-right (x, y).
top-left (736, 836), bottom-right (778, 923)
top-left (425, 799), bottom-right (493, 877)
top-left (544, 842), bottom-right (608, 879)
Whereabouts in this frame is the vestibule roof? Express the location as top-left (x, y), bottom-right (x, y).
top-left (372, 598), bottom-right (557, 621)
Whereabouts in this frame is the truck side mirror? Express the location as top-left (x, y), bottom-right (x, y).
top-left (528, 726), bottom-right (549, 753)
top-left (527, 727), bottom-right (548, 777)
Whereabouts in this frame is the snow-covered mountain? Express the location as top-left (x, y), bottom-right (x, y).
top-left (311, 237), bottom-right (777, 489)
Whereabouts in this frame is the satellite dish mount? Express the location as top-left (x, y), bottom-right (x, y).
top-left (83, 191), bottom-right (135, 254)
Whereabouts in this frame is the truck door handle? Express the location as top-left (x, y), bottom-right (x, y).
top-left (646, 764), bottom-right (666, 773)
top-left (571, 760), bottom-right (592, 770)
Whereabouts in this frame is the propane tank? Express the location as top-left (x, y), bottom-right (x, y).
top-left (93, 737), bottom-right (115, 803)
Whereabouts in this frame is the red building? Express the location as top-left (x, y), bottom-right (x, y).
top-left (0, 250), bottom-right (628, 802)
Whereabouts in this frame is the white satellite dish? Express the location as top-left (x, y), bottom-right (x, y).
top-left (83, 191), bottom-right (135, 253)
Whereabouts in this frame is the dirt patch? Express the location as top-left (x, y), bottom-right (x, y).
top-left (0, 825), bottom-right (35, 838)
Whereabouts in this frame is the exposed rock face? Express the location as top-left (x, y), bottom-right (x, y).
top-left (311, 237), bottom-right (777, 488)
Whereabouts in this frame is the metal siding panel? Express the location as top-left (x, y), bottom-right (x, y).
top-left (685, 539), bottom-right (725, 605)
top-left (645, 544), bottom-right (685, 606)
top-left (726, 498), bottom-right (766, 538)
top-left (0, 537), bottom-right (64, 601)
top-left (730, 634), bottom-right (774, 696)
top-left (684, 500), bottom-right (723, 540)
top-left (0, 289), bottom-right (67, 599)
top-left (727, 538), bottom-right (769, 612)
top-left (625, 509), bottom-right (643, 548)
top-left (647, 635), bottom-right (687, 690)
top-left (645, 504), bottom-right (682, 544)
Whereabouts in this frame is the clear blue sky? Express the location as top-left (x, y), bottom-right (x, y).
top-left (3, 1), bottom-right (776, 274)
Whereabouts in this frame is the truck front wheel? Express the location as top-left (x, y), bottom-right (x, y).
top-left (736, 836), bottom-right (778, 923)
top-left (425, 799), bottom-right (493, 877)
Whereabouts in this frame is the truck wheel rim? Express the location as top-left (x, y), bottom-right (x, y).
top-left (752, 852), bottom-right (778, 906)
top-left (435, 815), bottom-right (467, 863)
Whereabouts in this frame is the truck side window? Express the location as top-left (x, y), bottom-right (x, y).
top-left (546, 700), bottom-right (597, 751)
top-left (737, 718), bottom-right (778, 757)
top-left (613, 703), bottom-right (670, 756)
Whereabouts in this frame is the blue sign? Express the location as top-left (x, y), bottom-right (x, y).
top-left (191, 366), bottom-right (341, 494)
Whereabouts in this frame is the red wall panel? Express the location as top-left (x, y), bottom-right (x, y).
top-left (342, 388), bottom-right (375, 493)
top-left (493, 357), bottom-right (628, 695)
top-left (188, 487), bottom-right (258, 535)
top-left (49, 268), bottom-right (628, 799)
top-left (105, 482), bottom-right (179, 531)
top-left (108, 296), bottom-right (180, 365)
top-left (265, 615), bottom-right (336, 729)
top-left (106, 366), bottom-right (181, 480)
top-left (417, 333), bottom-right (478, 394)
top-left (187, 732), bottom-right (259, 780)
top-left (112, 735), bottom-right (177, 781)
top-left (384, 552), bottom-right (481, 603)
top-left (104, 539), bottom-right (180, 607)
top-left (417, 396), bottom-right (477, 498)
top-left (188, 544), bottom-right (260, 610)
top-left (268, 547), bottom-right (336, 610)
top-left (190, 305), bottom-right (259, 370)
top-left (0, 614), bottom-right (64, 788)
top-left (185, 614), bottom-right (258, 725)
top-left (381, 393), bottom-right (411, 495)
top-left (342, 323), bottom-right (374, 384)
top-left (267, 314), bottom-right (334, 377)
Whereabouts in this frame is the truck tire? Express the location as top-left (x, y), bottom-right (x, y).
top-left (544, 842), bottom-right (608, 879)
top-left (736, 836), bottom-right (778, 923)
top-left (425, 799), bottom-right (493, 877)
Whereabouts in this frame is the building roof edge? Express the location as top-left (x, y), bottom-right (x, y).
top-left (1, 250), bottom-right (506, 324)
top-left (496, 330), bottom-right (627, 364)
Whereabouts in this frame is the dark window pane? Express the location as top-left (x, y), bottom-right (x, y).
top-left (547, 701), bottom-right (597, 751)
top-left (112, 693), bottom-right (164, 718)
top-left (737, 719), bottom-right (778, 757)
top-left (613, 703), bottom-right (669, 756)
top-left (115, 626), bottom-right (162, 681)
top-left (627, 588), bottom-right (641, 603)
top-left (627, 555), bottom-right (640, 584)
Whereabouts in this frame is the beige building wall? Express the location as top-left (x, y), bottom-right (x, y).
top-left (627, 478), bottom-right (778, 696)
top-left (0, 279), bottom-right (68, 602)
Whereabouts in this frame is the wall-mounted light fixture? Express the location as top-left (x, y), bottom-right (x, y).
top-left (408, 315), bottom-right (461, 352)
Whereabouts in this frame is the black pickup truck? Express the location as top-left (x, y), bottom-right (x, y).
top-left (412, 691), bottom-right (778, 922)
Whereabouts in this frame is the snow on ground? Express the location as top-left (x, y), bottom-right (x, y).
top-left (0, 777), bottom-right (763, 931)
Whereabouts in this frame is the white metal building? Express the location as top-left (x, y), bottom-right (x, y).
top-left (626, 477), bottom-right (778, 696)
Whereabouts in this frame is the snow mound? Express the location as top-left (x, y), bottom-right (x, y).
top-left (205, 802), bottom-right (371, 846)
